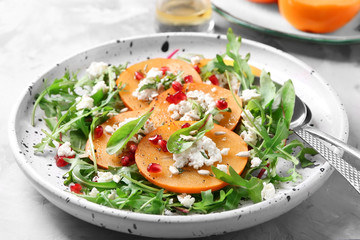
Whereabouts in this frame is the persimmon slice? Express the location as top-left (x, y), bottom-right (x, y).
top-left (86, 108), bottom-right (150, 169)
top-left (150, 83), bottom-right (243, 131)
top-left (116, 58), bottom-right (202, 111)
top-left (135, 121), bottom-right (249, 194)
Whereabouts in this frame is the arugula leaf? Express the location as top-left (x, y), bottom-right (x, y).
top-left (138, 82), bottom-right (157, 92)
top-left (259, 71), bottom-right (276, 108)
top-left (212, 166), bottom-right (263, 203)
top-left (193, 189), bottom-right (232, 213)
top-left (106, 108), bottom-right (154, 155)
top-left (167, 114), bottom-right (214, 154)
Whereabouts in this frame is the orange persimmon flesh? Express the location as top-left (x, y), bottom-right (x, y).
top-left (278, 0), bottom-right (360, 33)
top-left (135, 121), bottom-right (249, 194)
top-left (116, 58), bottom-right (202, 111)
top-left (150, 83), bottom-right (243, 131)
top-left (85, 108), bottom-right (151, 169)
top-left (198, 59), bottom-right (262, 77)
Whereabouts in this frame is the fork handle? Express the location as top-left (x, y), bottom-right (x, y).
top-left (295, 128), bottom-right (360, 194)
top-left (301, 126), bottom-right (360, 160)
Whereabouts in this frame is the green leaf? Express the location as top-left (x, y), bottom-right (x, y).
top-left (259, 71), bottom-right (276, 108)
top-left (106, 108), bottom-right (154, 155)
top-left (193, 189), bottom-right (232, 213)
top-left (139, 82), bottom-right (157, 92)
top-left (70, 129), bottom-right (87, 151)
top-left (167, 114), bottom-right (214, 154)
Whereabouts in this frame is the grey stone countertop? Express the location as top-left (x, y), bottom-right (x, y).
top-left (1, 0), bottom-right (360, 239)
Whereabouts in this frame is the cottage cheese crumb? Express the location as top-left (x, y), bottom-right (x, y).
top-left (91, 80), bottom-right (109, 95)
top-left (169, 166), bottom-right (180, 175)
top-left (76, 94), bottom-right (94, 110)
top-left (173, 136), bottom-right (222, 169)
top-left (107, 190), bottom-right (117, 200)
top-left (211, 87), bottom-right (217, 92)
top-left (220, 148), bottom-right (230, 156)
top-left (261, 182), bottom-right (276, 200)
top-left (112, 174), bottom-right (121, 183)
top-left (104, 125), bottom-right (115, 134)
top-left (97, 171), bottom-right (114, 183)
top-left (250, 157), bottom-right (262, 168)
top-left (57, 141), bottom-right (75, 157)
top-left (241, 89), bottom-right (261, 103)
top-left (197, 169), bottom-right (210, 176)
top-left (216, 164), bottom-right (228, 173)
top-left (89, 188), bottom-right (99, 197)
top-left (190, 56), bottom-right (202, 65)
top-left (120, 107), bottom-right (129, 113)
top-left (177, 193), bottom-right (195, 208)
top-left (240, 129), bottom-right (257, 146)
top-left (86, 62), bottom-right (108, 78)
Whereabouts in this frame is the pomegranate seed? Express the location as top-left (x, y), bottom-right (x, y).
top-left (184, 75), bottom-right (193, 83)
top-left (208, 75), bottom-right (219, 86)
top-left (193, 65), bottom-right (201, 73)
top-left (69, 183), bottom-right (82, 194)
top-left (160, 66), bottom-right (170, 75)
top-left (216, 99), bottom-right (228, 110)
top-left (147, 163), bottom-right (162, 173)
top-left (149, 134), bottom-right (163, 144)
top-left (127, 141), bottom-right (137, 153)
top-left (166, 91), bottom-right (187, 104)
top-left (94, 125), bottom-right (103, 139)
top-left (135, 71), bottom-right (145, 80)
top-left (55, 155), bottom-right (73, 167)
top-left (172, 81), bottom-right (183, 91)
top-left (121, 155), bottom-right (131, 166)
top-left (181, 123), bottom-right (191, 128)
top-left (158, 139), bottom-right (168, 152)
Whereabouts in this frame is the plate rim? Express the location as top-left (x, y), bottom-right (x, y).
top-left (8, 32), bottom-right (349, 226)
top-left (212, 3), bottom-right (360, 44)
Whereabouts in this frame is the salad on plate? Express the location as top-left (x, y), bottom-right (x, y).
top-left (32, 29), bottom-right (316, 215)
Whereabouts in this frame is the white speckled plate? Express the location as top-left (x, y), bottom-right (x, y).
top-left (9, 33), bottom-right (348, 238)
top-left (212, 0), bottom-right (360, 44)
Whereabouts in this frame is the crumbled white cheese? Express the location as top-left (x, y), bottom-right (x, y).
top-left (250, 157), bottom-right (262, 168)
top-left (220, 148), bottom-right (230, 156)
top-left (89, 188), bottom-right (99, 197)
top-left (76, 94), bottom-right (94, 110)
top-left (241, 109), bottom-right (254, 123)
top-left (120, 107), bottom-right (128, 113)
top-left (146, 67), bottom-right (163, 79)
top-left (164, 209), bottom-right (176, 216)
top-left (91, 80), bottom-right (109, 95)
top-left (107, 189), bottom-right (117, 200)
top-left (177, 193), bottom-right (195, 208)
top-left (261, 182), bottom-right (276, 200)
top-left (57, 141), bottom-right (75, 157)
top-left (104, 125), bottom-right (115, 134)
top-left (86, 62), bottom-right (108, 78)
top-left (173, 136), bottom-right (222, 169)
top-left (211, 87), bottom-right (217, 92)
top-left (236, 151), bottom-right (251, 157)
top-left (212, 72), bottom-right (239, 92)
top-left (112, 174), bottom-right (121, 183)
top-left (240, 129), bottom-right (257, 146)
top-left (197, 169), bottom-right (210, 176)
top-left (169, 166), bottom-right (180, 175)
top-left (167, 90), bottom-right (223, 122)
top-left (74, 86), bottom-right (89, 96)
top-left (97, 171), bottom-right (114, 183)
top-left (241, 89), bottom-right (261, 103)
top-left (132, 67), bottom-right (164, 101)
top-left (190, 56), bottom-right (202, 65)
top-left (216, 164), bottom-right (228, 173)
top-left (214, 131), bottom-right (226, 136)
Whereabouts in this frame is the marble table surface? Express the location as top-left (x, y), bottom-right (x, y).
top-left (1, 0), bottom-right (360, 239)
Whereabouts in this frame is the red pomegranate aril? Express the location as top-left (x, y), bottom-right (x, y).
top-left (216, 99), bottom-right (228, 110)
top-left (166, 91), bottom-right (187, 105)
top-left (160, 66), bottom-right (169, 75)
top-left (193, 65), bottom-right (201, 73)
top-left (147, 163), bottom-right (162, 173)
top-left (135, 71), bottom-right (145, 80)
top-left (158, 139), bottom-right (168, 152)
top-left (172, 81), bottom-right (183, 91)
top-left (121, 155), bottom-right (131, 166)
top-left (183, 75), bottom-right (193, 83)
top-left (149, 134), bottom-right (163, 144)
top-left (69, 183), bottom-right (82, 194)
top-left (127, 141), bottom-right (137, 153)
top-left (209, 75), bottom-right (219, 86)
top-left (181, 123), bottom-right (191, 128)
top-left (94, 125), bottom-right (103, 139)
top-left (55, 155), bottom-right (73, 167)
